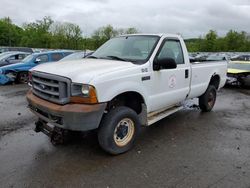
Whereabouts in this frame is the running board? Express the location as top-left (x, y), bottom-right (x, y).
top-left (147, 106), bottom-right (183, 126)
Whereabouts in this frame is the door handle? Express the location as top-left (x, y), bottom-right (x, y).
top-left (185, 69), bottom-right (189, 78)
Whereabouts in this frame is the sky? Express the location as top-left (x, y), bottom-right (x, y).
top-left (1, 0), bottom-right (250, 38)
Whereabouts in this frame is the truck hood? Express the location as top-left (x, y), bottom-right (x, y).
top-left (31, 58), bottom-right (136, 83)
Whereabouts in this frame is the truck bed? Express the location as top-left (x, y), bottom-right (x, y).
top-left (188, 60), bottom-right (228, 99)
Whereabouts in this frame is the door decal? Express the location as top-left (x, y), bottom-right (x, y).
top-left (168, 75), bottom-right (177, 88)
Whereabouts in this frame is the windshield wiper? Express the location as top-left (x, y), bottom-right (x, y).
top-left (105, 55), bottom-right (127, 61)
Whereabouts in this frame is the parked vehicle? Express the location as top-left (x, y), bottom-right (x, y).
top-left (206, 54), bottom-right (228, 61)
top-left (0, 50), bottom-right (72, 84)
top-left (227, 61), bottom-right (250, 86)
top-left (231, 55), bottom-right (250, 61)
top-left (0, 47), bottom-right (33, 54)
top-left (27, 34), bottom-right (227, 154)
top-left (0, 52), bottom-right (30, 67)
top-left (193, 54), bottom-right (208, 61)
top-left (59, 51), bottom-right (94, 62)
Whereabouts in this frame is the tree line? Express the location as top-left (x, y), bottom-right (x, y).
top-left (185, 30), bottom-right (250, 52)
top-left (0, 16), bottom-right (138, 50)
top-left (0, 16), bottom-right (250, 52)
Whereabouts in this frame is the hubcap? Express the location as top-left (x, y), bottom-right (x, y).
top-left (20, 73), bottom-right (28, 83)
top-left (208, 92), bottom-right (215, 108)
top-left (114, 118), bottom-right (135, 147)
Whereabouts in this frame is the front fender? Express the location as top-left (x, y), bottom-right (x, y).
top-left (10, 66), bottom-right (33, 72)
top-left (95, 80), bottom-right (149, 106)
top-left (0, 74), bottom-right (11, 85)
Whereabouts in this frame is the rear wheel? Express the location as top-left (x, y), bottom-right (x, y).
top-left (238, 78), bottom-right (246, 88)
top-left (199, 85), bottom-right (217, 112)
top-left (17, 72), bottom-right (28, 84)
top-left (98, 106), bottom-right (140, 155)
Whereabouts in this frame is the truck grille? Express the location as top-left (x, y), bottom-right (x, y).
top-left (31, 72), bottom-right (71, 104)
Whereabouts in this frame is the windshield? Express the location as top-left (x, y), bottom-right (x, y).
top-left (228, 62), bottom-right (250, 71)
top-left (91, 35), bottom-right (160, 64)
top-left (21, 54), bottom-right (34, 63)
top-left (59, 52), bottom-right (85, 62)
top-left (0, 52), bottom-right (14, 61)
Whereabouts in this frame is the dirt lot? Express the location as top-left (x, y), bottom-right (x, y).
top-left (0, 84), bottom-right (250, 188)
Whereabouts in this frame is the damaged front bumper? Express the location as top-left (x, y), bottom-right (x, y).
top-left (226, 75), bottom-right (238, 85)
top-left (0, 74), bottom-right (11, 85)
top-left (0, 72), bottom-right (17, 85)
top-left (26, 90), bottom-right (107, 132)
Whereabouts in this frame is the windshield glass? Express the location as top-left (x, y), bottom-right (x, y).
top-left (91, 35), bottom-right (160, 64)
top-left (0, 52), bottom-right (14, 61)
top-left (21, 54), bottom-right (34, 63)
top-left (228, 62), bottom-right (250, 71)
top-left (59, 52), bottom-right (85, 62)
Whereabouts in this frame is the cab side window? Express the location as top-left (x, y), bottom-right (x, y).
top-left (51, 53), bottom-right (63, 61)
top-left (37, 54), bottom-right (49, 63)
top-left (8, 55), bottom-right (19, 60)
top-left (18, 54), bottom-right (27, 60)
top-left (157, 40), bottom-right (184, 65)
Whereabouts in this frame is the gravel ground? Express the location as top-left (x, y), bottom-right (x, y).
top-left (0, 84), bottom-right (250, 188)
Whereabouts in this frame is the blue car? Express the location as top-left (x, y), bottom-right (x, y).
top-left (0, 50), bottom-right (73, 84)
top-left (0, 51), bottom-right (31, 67)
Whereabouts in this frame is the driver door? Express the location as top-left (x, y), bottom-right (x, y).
top-left (149, 38), bottom-right (191, 112)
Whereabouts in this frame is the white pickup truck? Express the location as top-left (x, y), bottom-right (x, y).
top-left (27, 34), bottom-right (227, 154)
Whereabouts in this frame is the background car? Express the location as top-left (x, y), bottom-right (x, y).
top-left (231, 54), bottom-right (250, 61)
top-left (227, 61), bottom-right (250, 86)
top-left (0, 50), bottom-right (73, 84)
top-left (0, 47), bottom-right (33, 54)
top-left (206, 54), bottom-right (228, 61)
top-left (0, 52), bottom-right (30, 67)
top-left (59, 50), bottom-right (94, 62)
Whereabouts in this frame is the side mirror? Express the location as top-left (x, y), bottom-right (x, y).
top-left (34, 58), bottom-right (41, 63)
top-left (154, 58), bottom-right (177, 70)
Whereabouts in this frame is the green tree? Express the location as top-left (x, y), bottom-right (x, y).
top-left (0, 17), bottom-right (23, 46)
top-left (125, 27), bottom-right (138, 34)
top-left (20, 16), bottom-right (53, 48)
top-left (50, 22), bottom-right (83, 49)
top-left (203, 30), bottom-right (218, 52)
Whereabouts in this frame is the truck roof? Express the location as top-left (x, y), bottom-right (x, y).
top-left (120, 33), bottom-right (182, 38)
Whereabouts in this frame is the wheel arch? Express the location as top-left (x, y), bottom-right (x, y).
top-left (106, 91), bottom-right (146, 114)
top-left (209, 74), bottom-right (220, 89)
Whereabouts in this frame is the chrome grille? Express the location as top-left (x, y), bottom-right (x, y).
top-left (31, 72), bottom-right (71, 104)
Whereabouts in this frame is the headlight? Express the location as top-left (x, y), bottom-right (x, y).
top-left (81, 85), bottom-right (90, 97)
top-left (71, 83), bottom-right (98, 104)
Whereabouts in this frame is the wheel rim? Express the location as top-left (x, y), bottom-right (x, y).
top-left (114, 118), bottom-right (135, 147)
top-left (208, 91), bottom-right (215, 108)
top-left (19, 73), bottom-right (28, 83)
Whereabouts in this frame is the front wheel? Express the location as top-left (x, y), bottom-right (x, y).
top-left (16, 72), bottom-right (28, 84)
top-left (98, 106), bottom-right (140, 155)
top-left (199, 85), bottom-right (217, 112)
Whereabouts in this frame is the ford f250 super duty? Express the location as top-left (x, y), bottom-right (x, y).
top-left (26, 34), bottom-right (227, 155)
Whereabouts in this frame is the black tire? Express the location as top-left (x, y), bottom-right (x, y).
top-left (238, 78), bottom-right (246, 88)
top-left (17, 72), bottom-right (28, 84)
top-left (98, 106), bottom-right (140, 155)
top-left (199, 85), bottom-right (217, 112)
